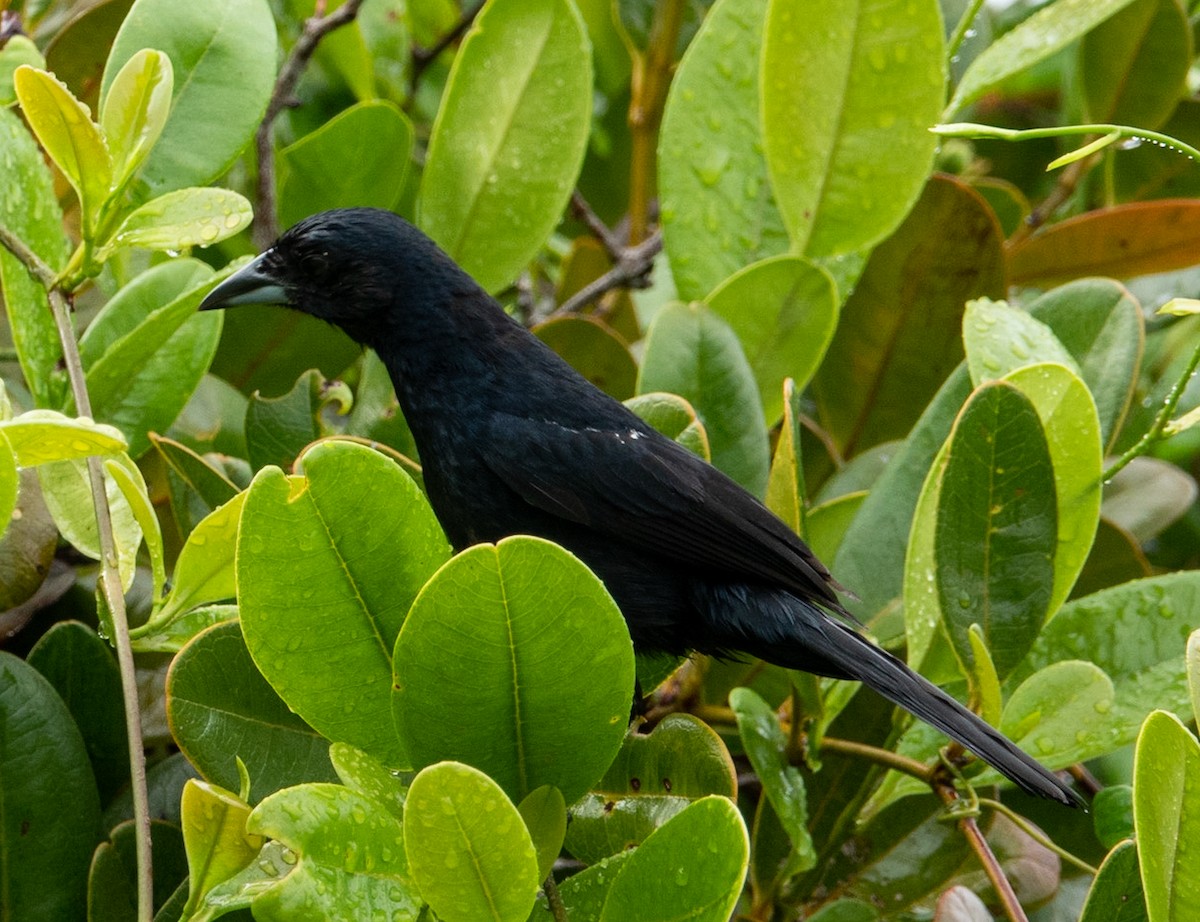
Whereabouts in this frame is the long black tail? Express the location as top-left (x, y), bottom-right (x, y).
top-left (805, 618), bottom-right (1082, 807)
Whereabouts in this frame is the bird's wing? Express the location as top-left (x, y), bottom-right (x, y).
top-left (482, 413), bottom-right (845, 610)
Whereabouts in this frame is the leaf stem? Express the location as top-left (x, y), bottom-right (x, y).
top-left (946, 0), bottom-right (987, 64)
top-left (627, 0), bottom-right (685, 244)
top-left (977, 797), bottom-right (1099, 875)
top-left (935, 784), bottom-right (1029, 922)
top-left (1102, 333), bottom-right (1200, 482)
top-left (544, 873), bottom-right (569, 922)
top-left (933, 122), bottom-right (1200, 165)
top-left (0, 222), bottom-right (153, 922)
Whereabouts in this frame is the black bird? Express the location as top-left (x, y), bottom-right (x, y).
top-left (200, 208), bottom-right (1080, 807)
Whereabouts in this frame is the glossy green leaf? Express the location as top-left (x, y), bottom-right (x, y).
top-left (0, 410), bottom-right (126, 464)
top-left (38, 456), bottom-right (142, 590)
top-left (329, 742), bottom-right (407, 821)
top-left (1093, 786), bottom-right (1135, 850)
top-left (248, 782), bottom-right (422, 921)
top-left (518, 785), bottom-right (567, 882)
top-left (936, 381), bottom-right (1056, 677)
top-left (598, 796), bottom-right (748, 922)
top-left (1027, 278), bottom-right (1144, 450)
top-left (27, 621), bottom-right (129, 806)
top-left (186, 840), bottom-right (292, 920)
top-left (805, 492), bottom-right (865, 563)
top-left (903, 435), bottom-right (952, 673)
top-left (0, 652), bottom-right (101, 922)
top-left (707, 256), bottom-right (838, 422)
top-left (565, 714), bottom-right (736, 864)
top-left (639, 301), bottom-right (769, 495)
top-left (1134, 711), bottom-right (1200, 922)
top-left (279, 100), bottom-right (413, 230)
top-left (104, 186), bottom-right (252, 254)
top-left (245, 369), bottom-right (350, 472)
top-left (962, 299), bottom-right (1079, 386)
top-left (167, 621), bottom-right (337, 803)
top-left (239, 441), bottom-right (450, 766)
top-left (1190, 631), bottom-right (1200, 729)
top-left (100, 0), bottom-right (277, 195)
top-left (1080, 840), bottom-right (1147, 922)
top-left (151, 433), bottom-right (239, 514)
top-left (132, 604), bottom-right (236, 655)
top-left (1004, 364), bottom-right (1103, 619)
top-left (730, 688), bottom-right (816, 876)
top-left (13, 64), bottom-right (112, 235)
top-left (105, 456), bottom-right (165, 599)
top-left (659, 0), bottom-right (788, 301)
top-left (534, 316), bottom-right (637, 401)
top-left (87, 819), bottom-right (186, 921)
top-left (1014, 572), bottom-right (1200, 747)
top-left (812, 176), bottom-right (1006, 456)
top-left (528, 851), bottom-right (633, 922)
top-left (394, 536), bottom-right (634, 803)
top-left (624, 392), bottom-right (711, 460)
top-left (836, 365), bottom-right (972, 625)
top-left (1000, 660), bottom-right (1117, 767)
top-left (0, 434), bottom-right (17, 540)
top-left (100, 48), bottom-right (173, 190)
top-left (404, 762), bottom-right (538, 922)
top-left (765, 378), bottom-right (806, 534)
top-left (949, 0), bottom-right (1142, 112)
top-left (419, 0), bottom-right (592, 293)
top-left (0, 107), bottom-right (70, 408)
top-left (1103, 457), bottom-right (1197, 544)
top-left (179, 779), bottom-right (262, 917)
top-left (806, 900), bottom-right (880, 922)
top-left (761, 0), bottom-right (945, 256)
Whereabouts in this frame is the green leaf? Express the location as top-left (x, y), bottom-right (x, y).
top-left (0, 652), bottom-right (101, 921)
top-left (962, 298), bottom-right (1079, 386)
top-left (706, 256), bottom-right (838, 422)
top-left (38, 456), bottom-right (142, 590)
top-left (248, 783), bottom-right (422, 921)
top-left (167, 621), bottom-right (337, 803)
top-left (1134, 711), bottom-right (1200, 921)
top-left (0, 410), bottom-right (126, 464)
top-left (1080, 840), bottom-right (1147, 922)
top-left (564, 714), bottom-right (737, 865)
top-left (638, 301), bottom-right (769, 495)
top-left (730, 688), bottom-right (816, 876)
top-left (1103, 457), bottom-right (1197, 544)
top-left (528, 851), bottom-right (633, 922)
top-left (186, 840), bottom-right (293, 921)
top-left (104, 186), bottom-right (252, 254)
top-left (517, 785), bottom-right (567, 882)
top-left (245, 369), bottom-right (350, 472)
top-left (623, 392), bottom-right (711, 460)
top-left (598, 796), bottom-right (748, 922)
top-left (1014, 572), bottom-right (1200, 748)
top-left (403, 762), bottom-right (539, 922)
top-left (104, 456), bottom-right (165, 601)
top-left (0, 35), bottom-right (44, 107)
top-left (812, 176), bottom-right (1006, 457)
top-left (761, 0), bottom-right (945, 256)
top-left (88, 819), bottom-right (186, 921)
top-left (131, 604), bottom-right (236, 655)
top-left (394, 536), bottom-right (635, 804)
top-left (659, 0), bottom-right (789, 301)
top-left (179, 779), bottom-right (262, 917)
top-left (13, 64), bottom-right (112, 236)
top-left (0, 434), bottom-right (17, 540)
top-left (329, 742), bottom-right (408, 821)
top-left (949, 0), bottom-right (1142, 113)
top-left (239, 441), bottom-right (450, 766)
top-left (534, 316), bottom-right (638, 401)
top-left (1027, 278), bottom-right (1144, 450)
top-left (279, 100), bottom-right (414, 230)
top-left (1093, 786), bottom-right (1135, 850)
top-left (806, 900), bottom-right (880, 922)
top-left (0, 470), bottom-right (57, 612)
top-left (100, 0), bottom-right (277, 196)
top-left (765, 378), bottom-right (806, 534)
top-left (0, 107), bottom-right (70, 408)
top-left (1190, 630), bottom-right (1200, 729)
top-left (935, 381), bottom-right (1056, 678)
top-left (27, 621), bottom-right (129, 806)
top-left (418, 0), bottom-right (592, 293)
top-left (100, 47), bottom-right (173, 190)
top-left (1000, 660), bottom-right (1117, 767)
top-left (151, 433), bottom-right (239, 514)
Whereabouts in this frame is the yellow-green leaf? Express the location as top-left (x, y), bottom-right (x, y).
top-left (105, 187), bottom-right (252, 254)
top-left (101, 48), bottom-right (174, 190)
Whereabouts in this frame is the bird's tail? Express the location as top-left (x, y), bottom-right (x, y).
top-left (800, 618), bottom-right (1082, 807)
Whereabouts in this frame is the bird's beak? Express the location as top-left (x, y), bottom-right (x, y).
top-left (198, 251), bottom-right (289, 311)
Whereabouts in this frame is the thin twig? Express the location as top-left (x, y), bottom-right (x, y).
top-left (570, 190), bottom-right (624, 258)
top-left (0, 223), bottom-right (153, 922)
top-left (544, 874), bottom-right (569, 922)
top-left (936, 784), bottom-right (1029, 922)
top-left (977, 797), bottom-right (1099, 876)
top-left (1009, 154), bottom-right (1094, 245)
top-left (411, 2), bottom-right (484, 89)
top-left (252, 0), bottom-right (367, 249)
top-left (551, 231), bottom-right (662, 317)
top-left (946, 0), bottom-right (987, 64)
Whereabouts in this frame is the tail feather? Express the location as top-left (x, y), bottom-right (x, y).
top-left (810, 619), bottom-right (1083, 807)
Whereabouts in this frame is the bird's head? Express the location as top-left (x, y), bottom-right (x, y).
top-left (198, 208), bottom-right (472, 346)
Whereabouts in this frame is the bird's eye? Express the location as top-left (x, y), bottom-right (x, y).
top-left (301, 249), bottom-right (333, 280)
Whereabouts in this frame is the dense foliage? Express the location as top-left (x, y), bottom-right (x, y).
top-left (3, 0), bottom-right (1200, 919)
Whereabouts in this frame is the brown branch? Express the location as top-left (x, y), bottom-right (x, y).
top-left (253, 0), bottom-right (367, 249)
top-left (935, 783), bottom-right (1029, 922)
top-left (1008, 152), bottom-right (1095, 246)
top-left (570, 190), bottom-right (624, 258)
top-left (411, 2), bottom-right (485, 89)
top-left (551, 230), bottom-right (662, 317)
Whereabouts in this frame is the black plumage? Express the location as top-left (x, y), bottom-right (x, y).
top-left (199, 208), bottom-right (1081, 807)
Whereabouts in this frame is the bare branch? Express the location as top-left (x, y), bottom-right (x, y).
top-left (552, 230), bottom-right (662, 318)
top-left (411, 2), bottom-right (485, 89)
top-left (253, 0), bottom-right (368, 249)
top-left (570, 190), bottom-right (624, 258)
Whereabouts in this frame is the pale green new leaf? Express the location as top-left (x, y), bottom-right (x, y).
top-left (100, 48), bottom-right (173, 190)
top-left (105, 187), bottom-right (252, 254)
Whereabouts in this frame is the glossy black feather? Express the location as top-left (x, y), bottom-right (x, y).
top-left (198, 208), bottom-right (1082, 807)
